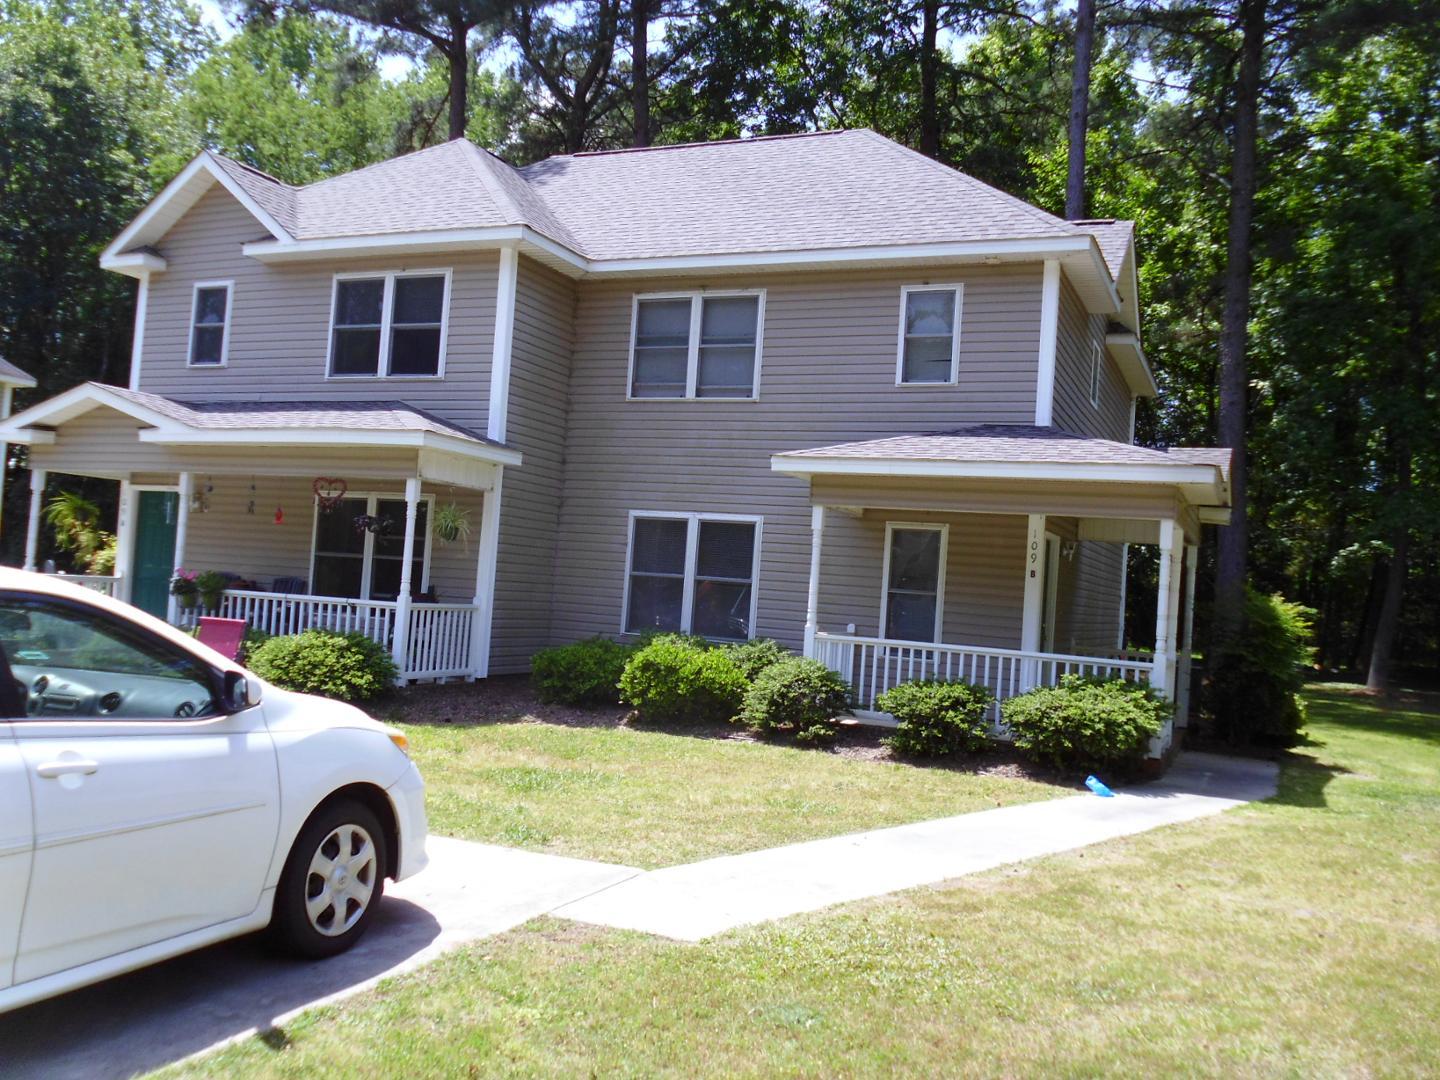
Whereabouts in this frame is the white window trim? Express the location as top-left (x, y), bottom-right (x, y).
top-left (1089, 342), bottom-right (1102, 408)
top-left (896, 284), bottom-right (964, 386)
top-left (308, 491), bottom-right (435, 601)
top-left (187, 280), bottom-right (233, 368)
top-left (621, 510), bottom-right (764, 640)
top-left (879, 521), bottom-right (949, 643)
top-left (626, 290), bottom-right (766, 401)
top-left (325, 268), bottom-right (452, 380)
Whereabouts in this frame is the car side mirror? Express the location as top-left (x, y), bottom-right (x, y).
top-left (223, 670), bottom-right (261, 712)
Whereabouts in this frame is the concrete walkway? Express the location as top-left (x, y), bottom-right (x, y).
top-left (0, 838), bottom-right (640, 1080)
top-left (555, 752), bottom-right (1279, 941)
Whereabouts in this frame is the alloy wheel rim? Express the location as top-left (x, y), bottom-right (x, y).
top-left (304, 823), bottom-right (377, 937)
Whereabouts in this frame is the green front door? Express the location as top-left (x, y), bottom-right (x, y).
top-left (131, 490), bottom-right (179, 619)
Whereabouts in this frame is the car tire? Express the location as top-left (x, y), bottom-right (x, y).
top-left (270, 798), bottom-right (388, 959)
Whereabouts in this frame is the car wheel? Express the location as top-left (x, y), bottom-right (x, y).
top-left (271, 798), bottom-right (387, 959)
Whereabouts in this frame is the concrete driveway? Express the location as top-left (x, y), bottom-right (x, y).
top-left (0, 837), bottom-right (640, 1080)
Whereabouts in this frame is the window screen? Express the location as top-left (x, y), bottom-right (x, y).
top-left (331, 279), bottom-right (384, 376)
top-left (696, 296), bottom-right (760, 398)
top-left (189, 285), bottom-right (229, 365)
top-left (631, 299), bottom-right (691, 397)
top-left (884, 528), bottom-right (943, 641)
top-left (625, 517), bottom-right (688, 632)
top-left (900, 289), bottom-right (958, 383)
top-left (691, 520), bottom-right (756, 639)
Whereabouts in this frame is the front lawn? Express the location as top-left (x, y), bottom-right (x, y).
top-left (383, 679), bottom-right (1069, 868)
top-left (161, 686), bottom-right (1440, 1077)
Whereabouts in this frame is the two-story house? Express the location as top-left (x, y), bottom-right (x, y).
top-left (0, 130), bottom-right (1229, 757)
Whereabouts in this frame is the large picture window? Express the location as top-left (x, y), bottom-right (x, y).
top-left (629, 292), bottom-right (764, 399)
top-left (624, 512), bottom-right (762, 640)
top-left (328, 271), bottom-right (449, 378)
top-left (896, 285), bottom-right (963, 384)
top-left (311, 494), bottom-right (431, 601)
top-left (880, 523), bottom-right (947, 642)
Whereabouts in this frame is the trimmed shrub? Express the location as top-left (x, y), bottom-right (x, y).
top-left (618, 637), bottom-right (747, 724)
top-left (531, 636), bottom-right (635, 706)
top-left (248, 630), bottom-right (398, 703)
top-left (721, 637), bottom-right (791, 682)
top-left (739, 657), bottom-right (851, 743)
top-left (1205, 589), bottom-right (1314, 747)
top-left (1001, 675), bottom-right (1169, 771)
top-left (876, 679), bottom-right (994, 756)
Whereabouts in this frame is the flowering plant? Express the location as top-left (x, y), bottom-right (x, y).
top-left (170, 569), bottom-right (199, 608)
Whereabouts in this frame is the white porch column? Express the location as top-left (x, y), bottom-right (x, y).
top-left (113, 479), bottom-right (135, 603)
top-left (1149, 517), bottom-right (1183, 757)
top-left (1174, 543), bottom-right (1199, 729)
top-left (1116, 542), bottom-right (1130, 652)
top-left (0, 384), bottom-right (13, 540)
top-left (803, 505), bottom-right (826, 658)
top-left (168, 472), bottom-right (193, 623)
top-left (1034, 259), bottom-right (1061, 426)
top-left (23, 467), bottom-right (45, 572)
top-left (468, 468), bottom-right (504, 680)
top-left (1019, 513), bottom-right (1047, 688)
top-left (390, 476), bottom-right (421, 684)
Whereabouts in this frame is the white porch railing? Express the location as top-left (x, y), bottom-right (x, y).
top-left (812, 632), bottom-right (1152, 721)
top-left (53, 573), bottom-right (120, 597)
top-left (180, 589), bottom-right (477, 682)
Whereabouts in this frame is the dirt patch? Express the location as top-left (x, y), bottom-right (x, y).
top-left (383, 675), bottom-right (1070, 785)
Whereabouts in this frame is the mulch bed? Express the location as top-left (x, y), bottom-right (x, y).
top-left (382, 674), bottom-right (1061, 783)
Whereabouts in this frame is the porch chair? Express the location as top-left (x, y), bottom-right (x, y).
top-left (197, 616), bottom-right (248, 662)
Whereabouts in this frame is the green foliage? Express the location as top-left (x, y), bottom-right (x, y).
top-left (877, 679), bottom-right (994, 757)
top-left (248, 629), bottom-right (398, 702)
top-left (531, 636), bottom-right (635, 706)
top-left (738, 657), bottom-right (850, 743)
top-left (40, 491), bottom-right (116, 573)
top-left (618, 636), bottom-right (746, 725)
top-left (1206, 590), bottom-right (1315, 747)
top-left (720, 637), bottom-right (790, 681)
top-left (193, 569), bottom-right (228, 607)
top-left (1001, 675), bottom-right (1170, 772)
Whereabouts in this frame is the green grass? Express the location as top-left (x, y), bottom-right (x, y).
top-left (398, 718), bottom-right (1069, 868)
top-left (161, 687), bottom-right (1440, 1077)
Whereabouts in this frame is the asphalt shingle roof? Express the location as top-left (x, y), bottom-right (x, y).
top-left (1072, 219), bottom-right (1134, 278)
top-left (777, 425), bottom-right (1231, 469)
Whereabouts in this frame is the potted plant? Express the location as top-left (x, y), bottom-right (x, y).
top-left (194, 570), bottom-right (228, 611)
top-left (432, 502), bottom-right (471, 545)
top-left (170, 569), bottom-right (199, 610)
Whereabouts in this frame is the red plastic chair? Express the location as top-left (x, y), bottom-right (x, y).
top-left (197, 616), bottom-right (247, 662)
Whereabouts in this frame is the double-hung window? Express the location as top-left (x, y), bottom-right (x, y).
top-left (897, 285), bottom-right (963, 384)
top-left (624, 512), bottom-right (762, 640)
top-left (629, 292), bottom-right (764, 399)
top-left (188, 282), bottom-right (232, 366)
top-left (880, 523), bottom-right (948, 642)
top-left (329, 271), bottom-right (450, 378)
top-left (311, 494), bottom-right (431, 601)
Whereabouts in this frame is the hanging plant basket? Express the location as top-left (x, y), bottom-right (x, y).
top-left (432, 502), bottom-right (471, 545)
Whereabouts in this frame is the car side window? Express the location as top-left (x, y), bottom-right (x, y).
top-left (0, 594), bottom-right (219, 721)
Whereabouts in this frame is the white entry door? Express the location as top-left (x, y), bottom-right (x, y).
top-left (1, 591), bottom-right (279, 985)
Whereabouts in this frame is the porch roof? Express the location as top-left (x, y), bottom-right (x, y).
top-left (0, 382), bottom-right (521, 467)
top-left (771, 425), bottom-right (1231, 509)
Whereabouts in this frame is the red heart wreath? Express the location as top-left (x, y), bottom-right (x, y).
top-left (312, 476), bottom-right (348, 510)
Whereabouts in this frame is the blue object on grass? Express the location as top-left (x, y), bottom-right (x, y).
top-left (1085, 775), bottom-right (1115, 797)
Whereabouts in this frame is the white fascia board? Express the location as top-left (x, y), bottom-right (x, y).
top-left (0, 427), bottom-right (54, 445)
top-left (101, 153), bottom-right (293, 273)
top-left (1197, 506), bottom-right (1233, 526)
top-left (246, 226), bottom-right (528, 261)
top-left (1105, 332), bottom-right (1159, 398)
top-left (98, 251), bottom-right (168, 278)
top-left (138, 426), bottom-right (523, 466)
top-left (0, 371), bottom-right (38, 391)
top-left (0, 382), bottom-right (183, 436)
top-left (770, 452), bottom-right (1222, 491)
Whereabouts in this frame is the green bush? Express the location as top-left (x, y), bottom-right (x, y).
top-left (1205, 588), bottom-right (1315, 747)
top-left (248, 630), bottom-right (398, 703)
top-left (721, 637), bottom-right (790, 681)
top-left (876, 679), bottom-right (994, 756)
top-left (531, 637), bottom-right (635, 706)
top-left (738, 657), bottom-right (850, 743)
top-left (618, 637), bottom-right (747, 724)
top-left (1001, 675), bottom-right (1170, 771)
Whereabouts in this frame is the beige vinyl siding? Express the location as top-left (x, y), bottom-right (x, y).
top-left (550, 264), bottom-right (1043, 651)
top-left (490, 257), bottom-right (577, 672)
top-left (1052, 277), bottom-right (1130, 441)
top-left (1056, 540), bottom-right (1125, 655)
top-left (139, 185), bottom-right (498, 434)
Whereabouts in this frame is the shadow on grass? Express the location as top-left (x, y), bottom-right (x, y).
top-left (1268, 754), bottom-right (1349, 809)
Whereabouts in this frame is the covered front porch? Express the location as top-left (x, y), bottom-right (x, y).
top-left (773, 427), bottom-right (1231, 759)
top-left (1, 383), bottom-right (520, 682)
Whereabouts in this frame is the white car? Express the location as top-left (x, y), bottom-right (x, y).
top-left (0, 568), bottom-right (427, 1014)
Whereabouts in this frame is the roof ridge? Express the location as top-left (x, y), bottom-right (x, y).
top-left (204, 150), bottom-right (291, 190)
top-left (456, 140), bottom-right (525, 223)
top-left (556, 128), bottom-right (847, 161)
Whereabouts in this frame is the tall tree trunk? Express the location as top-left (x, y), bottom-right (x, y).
top-left (631, 0), bottom-right (650, 146)
top-left (447, 22), bottom-right (469, 140)
top-left (1065, 0), bottom-right (1097, 219)
top-left (1212, 0), bottom-right (1267, 639)
top-left (918, 0), bottom-right (940, 159)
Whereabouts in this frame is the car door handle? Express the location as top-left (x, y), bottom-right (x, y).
top-left (36, 759), bottom-right (100, 778)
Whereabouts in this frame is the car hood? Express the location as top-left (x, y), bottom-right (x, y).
top-left (257, 683), bottom-right (396, 737)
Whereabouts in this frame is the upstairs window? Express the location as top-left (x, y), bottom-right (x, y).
top-left (629, 292), bottom-right (763, 399)
top-left (1089, 342), bottom-right (1102, 407)
top-left (624, 512), bottom-right (762, 640)
top-left (897, 285), bottom-right (963, 384)
top-left (329, 271), bottom-right (449, 378)
top-left (188, 282), bottom-right (232, 366)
